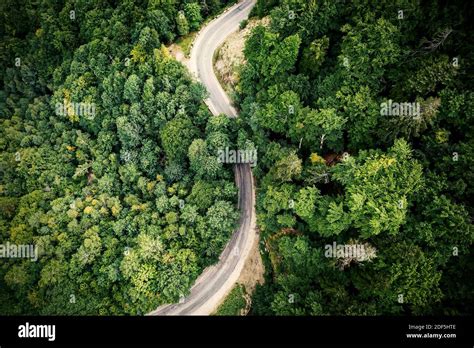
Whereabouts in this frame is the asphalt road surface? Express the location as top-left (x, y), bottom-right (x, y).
top-left (148, 0), bottom-right (257, 316)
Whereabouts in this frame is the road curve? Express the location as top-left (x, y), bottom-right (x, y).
top-left (148, 0), bottom-right (257, 315)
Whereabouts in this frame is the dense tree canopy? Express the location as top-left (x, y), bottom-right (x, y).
top-left (0, 0), bottom-right (239, 315)
top-left (245, 0), bottom-right (473, 315)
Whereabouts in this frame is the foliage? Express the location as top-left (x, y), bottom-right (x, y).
top-left (240, 0), bottom-right (474, 315)
top-left (0, 0), bottom-right (238, 315)
top-left (214, 284), bottom-right (247, 315)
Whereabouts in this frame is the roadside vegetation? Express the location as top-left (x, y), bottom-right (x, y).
top-left (238, 0), bottom-right (474, 315)
top-left (0, 0), bottom-right (240, 315)
top-left (214, 284), bottom-right (247, 315)
top-left (213, 17), bottom-right (270, 95)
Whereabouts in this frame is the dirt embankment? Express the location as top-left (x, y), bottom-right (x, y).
top-left (237, 228), bottom-right (265, 301)
top-left (214, 17), bottom-right (270, 95)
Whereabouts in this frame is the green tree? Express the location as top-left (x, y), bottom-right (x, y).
top-left (176, 11), bottom-right (189, 36)
top-left (184, 3), bottom-right (202, 31)
top-left (332, 139), bottom-right (424, 238)
top-left (160, 116), bottom-right (198, 162)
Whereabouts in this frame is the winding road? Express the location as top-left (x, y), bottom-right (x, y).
top-left (148, 0), bottom-right (257, 316)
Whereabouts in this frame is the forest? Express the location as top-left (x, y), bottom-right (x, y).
top-left (242, 0), bottom-right (473, 315)
top-left (0, 0), bottom-right (472, 317)
top-left (0, 0), bottom-right (240, 315)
